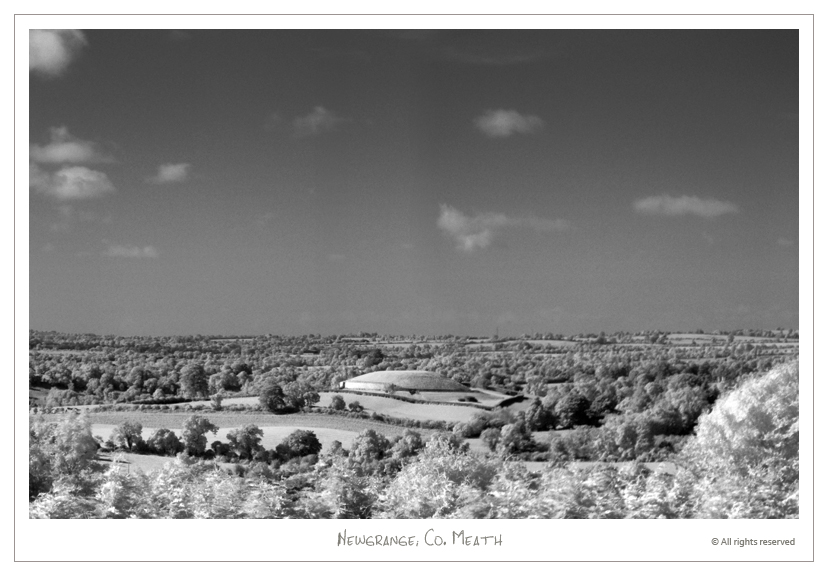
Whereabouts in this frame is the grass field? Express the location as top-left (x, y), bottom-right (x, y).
top-left (415, 390), bottom-right (504, 406)
top-left (316, 392), bottom-right (483, 422)
top-left (44, 411), bottom-right (423, 438)
top-left (183, 396), bottom-right (261, 408)
top-left (181, 391), bottom-right (488, 422)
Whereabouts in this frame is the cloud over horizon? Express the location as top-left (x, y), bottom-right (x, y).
top-left (438, 204), bottom-right (568, 252)
top-left (293, 106), bottom-right (347, 137)
top-left (148, 163), bottom-right (191, 184)
top-left (634, 194), bottom-right (739, 218)
top-left (30, 164), bottom-right (115, 201)
top-left (30, 126), bottom-right (112, 164)
top-left (30, 29), bottom-right (87, 77)
top-left (475, 109), bottom-right (544, 138)
top-left (103, 244), bottom-right (159, 259)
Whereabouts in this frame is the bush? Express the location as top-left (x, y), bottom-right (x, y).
top-left (480, 428), bottom-right (500, 452)
top-left (181, 415), bottom-right (219, 456)
top-left (554, 391), bottom-right (592, 429)
top-left (259, 382), bottom-right (289, 413)
top-left (390, 429), bottom-right (425, 460)
top-left (147, 428), bottom-right (183, 456)
top-left (549, 427), bottom-right (598, 461)
top-left (679, 362), bottom-right (799, 518)
top-left (226, 424), bottom-right (264, 460)
top-left (109, 420), bottom-right (143, 452)
top-left (282, 381), bottom-right (320, 410)
top-left (454, 410), bottom-right (514, 438)
top-left (329, 394), bottom-right (346, 411)
top-left (277, 429), bottom-right (322, 460)
top-left (524, 398), bottom-right (556, 431)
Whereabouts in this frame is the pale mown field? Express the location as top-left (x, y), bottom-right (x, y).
top-left (49, 411), bottom-right (418, 438)
top-left (181, 391), bottom-right (489, 422)
top-left (316, 391), bottom-right (484, 422)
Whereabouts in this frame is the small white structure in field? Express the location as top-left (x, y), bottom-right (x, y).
top-left (339, 370), bottom-right (467, 394)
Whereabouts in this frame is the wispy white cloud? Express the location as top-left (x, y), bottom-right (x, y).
top-left (103, 244), bottom-right (159, 258)
top-left (475, 109), bottom-right (544, 138)
top-left (148, 163), bottom-right (191, 184)
top-left (634, 194), bottom-right (739, 218)
top-left (294, 106), bottom-right (347, 137)
top-left (30, 126), bottom-right (112, 164)
top-left (30, 164), bottom-right (115, 200)
top-left (30, 29), bottom-right (87, 77)
top-left (438, 204), bottom-right (568, 252)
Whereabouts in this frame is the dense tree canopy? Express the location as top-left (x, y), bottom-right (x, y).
top-left (179, 363), bottom-right (208, 400)
top-left (30, 360), bottom-right (798, 519)
top-left (226, 424), bottom-right (264, 460)
top-left (259, 381), bottom-right (288, 413)
top-left (109, 420), bottom-right (143, 451)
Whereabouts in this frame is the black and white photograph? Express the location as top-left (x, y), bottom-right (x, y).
top-left (15, 8), bottom-right (814, 564)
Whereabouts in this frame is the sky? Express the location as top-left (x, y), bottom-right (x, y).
top-left (28, 29), bottom-right (800, 337)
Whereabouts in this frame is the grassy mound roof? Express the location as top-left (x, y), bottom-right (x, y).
top-left (345, 370), bottom-right (468, 392)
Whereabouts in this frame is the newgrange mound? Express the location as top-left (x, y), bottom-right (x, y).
top-left (339, 370), bottom-right (468, 393)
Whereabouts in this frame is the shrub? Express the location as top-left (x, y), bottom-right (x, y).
top-left (109, 420), bottom-right (144, 452)
top-left (480, 428), bottom-right (500, 452)
top-left (455, 410), bottom-right (514, 438)
top-left (379, 434), bottom-right (497, 518)
top-left (497, 420), bottom-right (538, 456)
top-left (679, 362), bottom-right (799, 518)
top-left (259, 382), bottom-right (289, 413)
top-left (525, 398), bottom-right (556, 431)
top-left (181, 415), bottom-right (219, 456)
top-left (349, 429), bottom-right (391, 468)
top-left (554, 391), bottom-right (592, 429)
top-left (147, 428), bottom-right (183, 456)
top-left (390, 429), bottom-right (425, 460)
top-left (226, 424), bottom-right (264, 460)
top-left (329, 395), bottom-right (346, 411)
top-left (278, 429), bottom-right (322, 460)
top-left (282, 381), bottom-right (320, 411)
